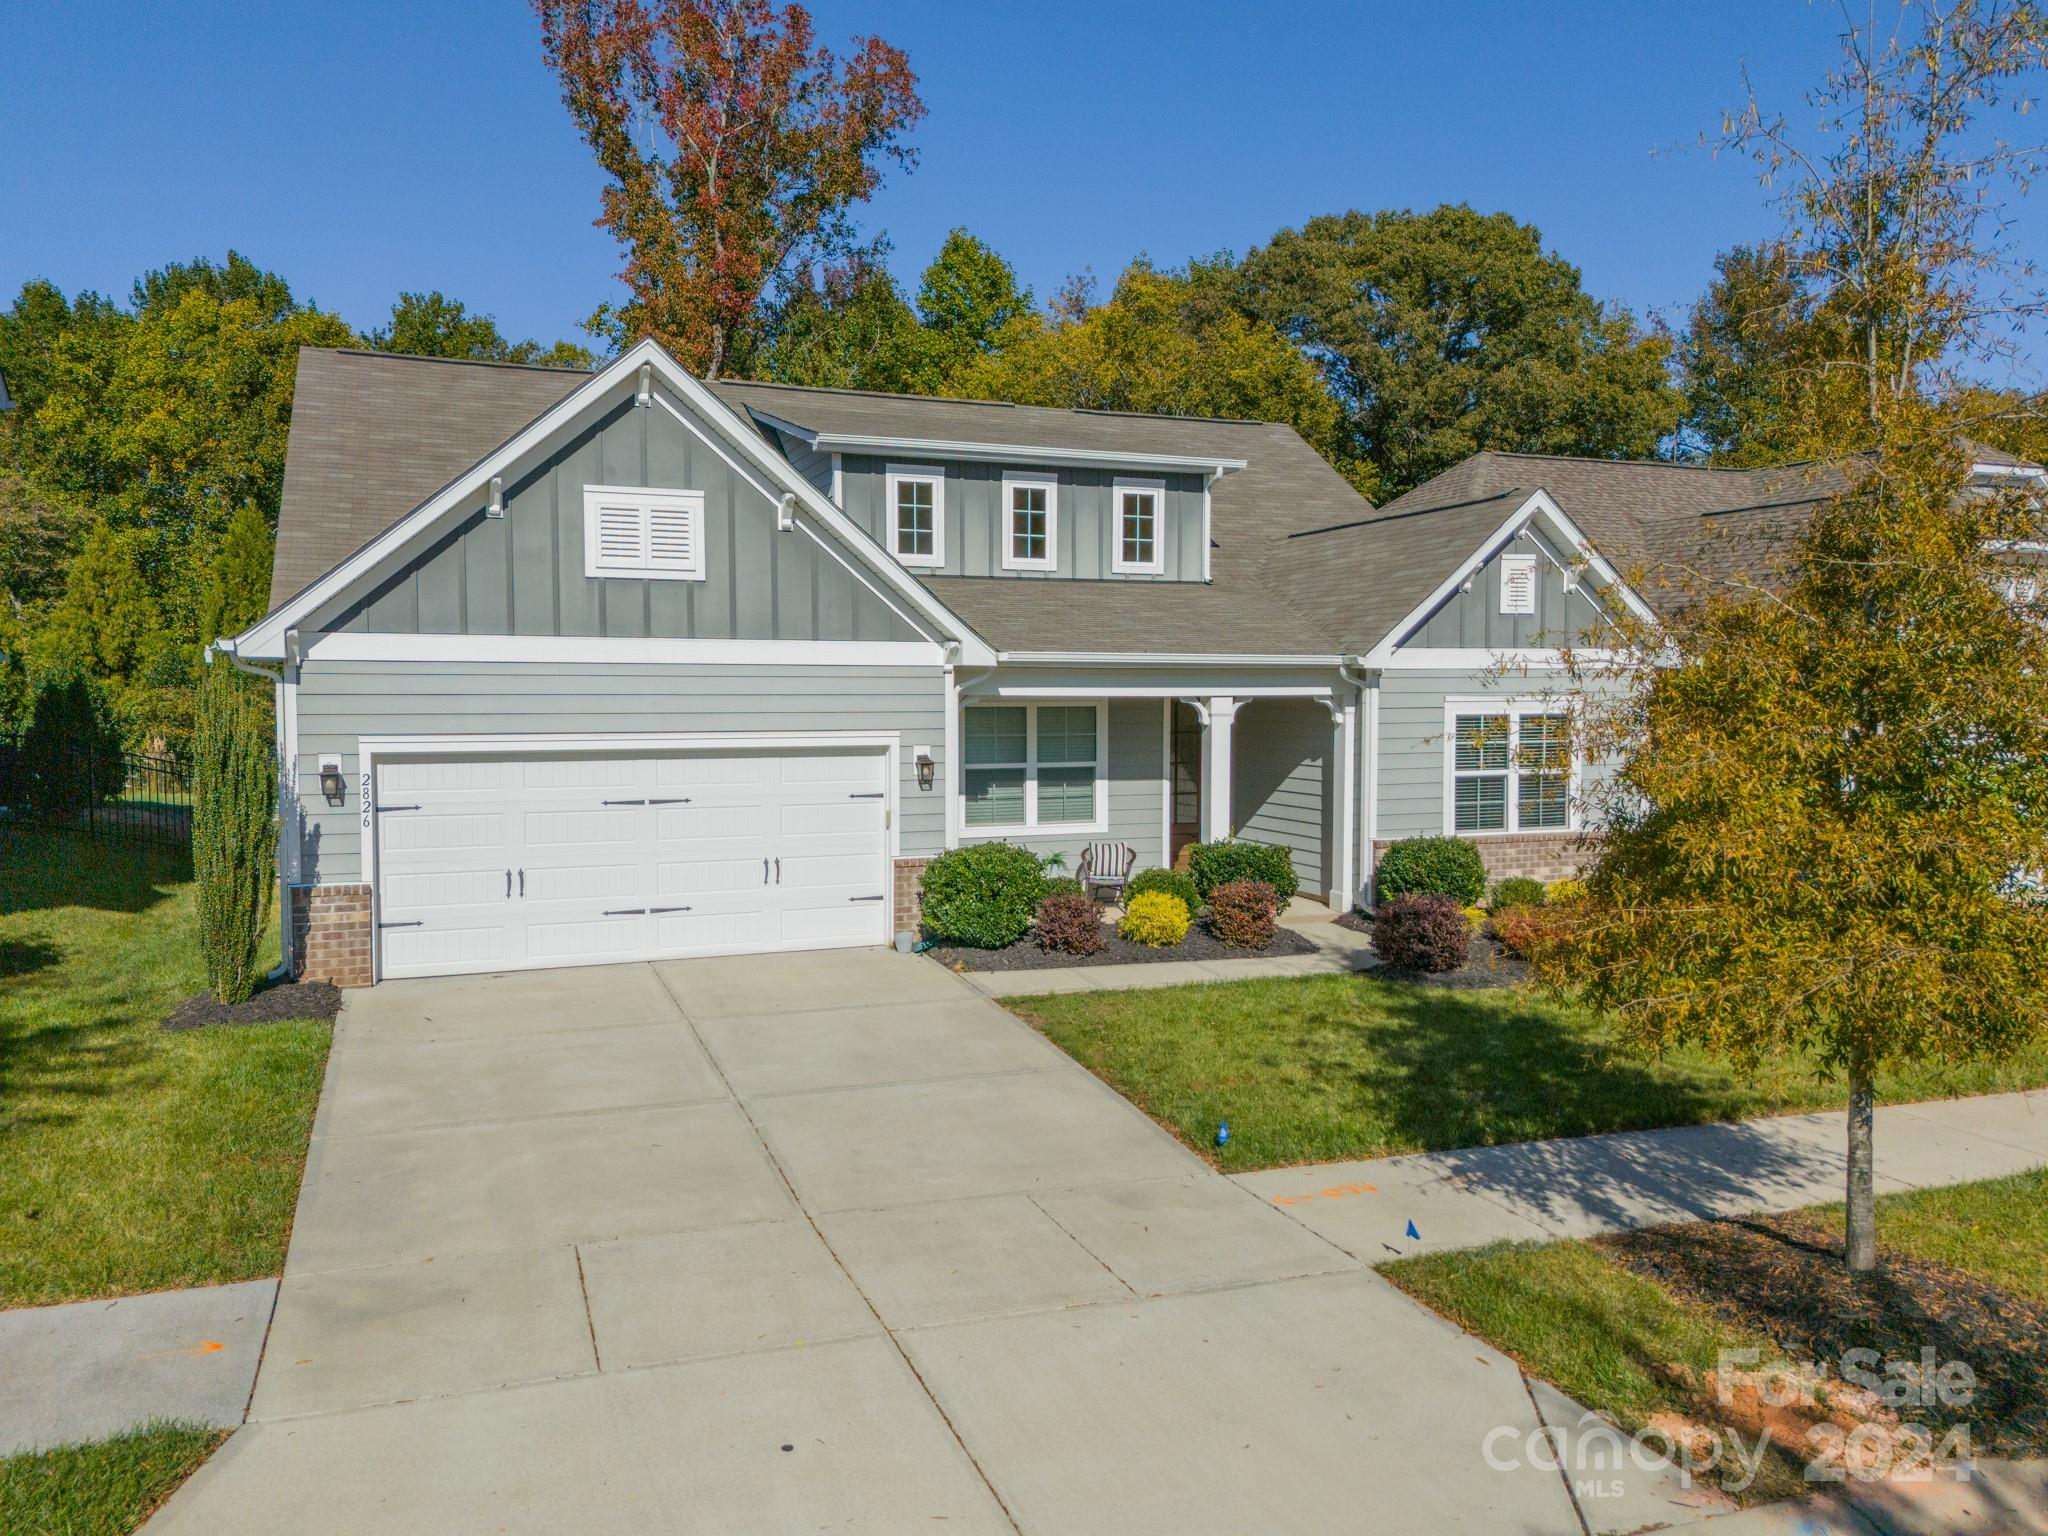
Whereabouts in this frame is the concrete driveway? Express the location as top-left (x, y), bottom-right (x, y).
top-left (147, 949), bottom-right (1576, 1535)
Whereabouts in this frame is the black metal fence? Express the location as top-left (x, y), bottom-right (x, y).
top-left (0, 736), bottom-right (193, 848)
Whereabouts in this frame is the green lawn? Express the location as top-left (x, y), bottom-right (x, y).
top-left (1381, 1169), bottom-right (2048, 1502)
top-left (1010, 973), bottom-right (2048, 1171)
top-left (0, 828), bottom-right (331, 1306)
top-left (0, 1423), bottom-right (224, 1536)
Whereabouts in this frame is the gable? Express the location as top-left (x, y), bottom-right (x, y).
top-left (1400, 523), bottom-right (1617, 651)
top-left (313, 386), bottom-right (923, 644)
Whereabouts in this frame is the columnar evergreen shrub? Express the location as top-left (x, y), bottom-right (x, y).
top-left (17, 672), bottom-right (123, 819)
top-left (1034, 891), bottom-right (1106, 955)
top-left (1126, 866), bottom-right (1200, 911)
top-left (1371, 893), bottom-right (1471, 972)
top-left (1186, 840), bottom-right (1298, 904)
top-left (1373, 836), bottom-right (1486, 905)
top-left (919, 842), bottom-right (1046, 948)
top-left (1207, 879), bottom-right (1278, 948)
top-left (193, 661), bottom-right (277, 1004)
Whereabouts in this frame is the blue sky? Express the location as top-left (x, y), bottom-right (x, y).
top-left (4, 2), bottom-right (2038, 381)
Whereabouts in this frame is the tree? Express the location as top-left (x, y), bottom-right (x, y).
top-left (1238, 205), bottom-right (1681, 496)
top-left (0, 469), bottom-right (89, 608)
top-left (369, 291), bottom-right (594, 369)
top-left (17, 671), bottom-right (124, 820)
top-left (910, 229), bottom-right (1033, 385)
top-left (534, 0), bottom-right (925, 378)
top-left (192, 659), bottom-right (276, 1004)
top-left (748, 255), bottom-right (924, 390)
top-left (195, 502), bottom-right (275, 657)
top-left (949, 260), bottom-right (1376, 496)
top-left (1548, 0), bottom-right (2048, 1277)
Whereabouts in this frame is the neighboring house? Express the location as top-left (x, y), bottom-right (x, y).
top-left (223, 339), bottom-right (2032, 985)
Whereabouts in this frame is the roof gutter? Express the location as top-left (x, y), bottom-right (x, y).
top-left (796, 431), bottom-right (1247, 479)
top-left (994, 651), bottom-right (1348, 666)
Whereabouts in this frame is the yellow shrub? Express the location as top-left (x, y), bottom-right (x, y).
top-left (1119, 891), bottom-right (1191, 947)
top-left (1462, 905), bottom-right (1488, 931)
top-left (1545, 877), bottom-right (1589, 905)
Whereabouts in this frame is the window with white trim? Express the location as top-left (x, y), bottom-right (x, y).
top-left (582, 485), bottom-right (705, 580)
top-left (1499, 553), bottom-right (1537, 614)
top-left (962, 701), bottom-right (1102, 830)
top-left (1111, 477), bottom-right (1166, 574)
top-left (1001, 472), bottom-right (1058, 571)
top-left (886, 464), bottom-right (944, 567)
top-left (1450, 707), bottom-right (1573, 833)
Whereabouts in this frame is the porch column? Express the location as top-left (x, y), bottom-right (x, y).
top-left (1200, 696), bottom-right (1239, 843)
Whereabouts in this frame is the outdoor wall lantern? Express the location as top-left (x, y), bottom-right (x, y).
top-left (319, 755), bottom-right (346, 806)
top-left (914, 748), bottom-right (936, 791)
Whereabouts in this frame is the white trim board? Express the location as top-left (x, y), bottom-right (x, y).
top-left (233, 339), bottom-right (995, 665)
top-left (301, 633), bottom-right (948, 667)
top-left (763, 421), bottom-right (1248, 479)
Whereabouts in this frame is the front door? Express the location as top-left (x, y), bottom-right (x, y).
top-left (1170, 701), bottom-right (1202, 867)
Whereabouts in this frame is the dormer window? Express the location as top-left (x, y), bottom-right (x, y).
top-left (1002, 471), bottom-right (1058, 572)
top-left (1111, 477), bottom-right (1166, 575)
top-left (887, 464), bottom-right (944, 567)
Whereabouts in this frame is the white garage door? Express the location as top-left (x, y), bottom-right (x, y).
top-left (372, 747), bottom-right (891, 980)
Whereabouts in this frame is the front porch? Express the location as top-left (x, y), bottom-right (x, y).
top-left (950, 667), bottom-right (1360, 911)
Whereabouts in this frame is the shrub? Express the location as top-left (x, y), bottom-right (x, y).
top-left (1119, 891), bottom-right (1191, 947)
top-left (193, 662), bottom-right (277, 1004)
top-left (1493, 903), bottom-right (1569, 960)
top-left (16, 671), bottom-right (124, 820)
top-left (1546, 876), bottom-right (1589, 905)
top-left (1462, 905), bottom-right (1489, 931)
top-left (1034, 891), bottom-right (1106, 955)
top-left (920, 842), bottom-right (1047, 948)
top-left (1126, 866), bottom-right (1200, 911)
top-left (1207, 879), bottom-right (1278, 948)
top-left (1371, 893), bottom-right (1472, 973)
top-left (1187, 840), bottom-right (1298, 905)
top-left (1488, 876), bottom-right (1546, 913)
top-left (1374, 836), bottom-right (1487, 905)
top-left (1038, 876), bottom-right (1083, 906)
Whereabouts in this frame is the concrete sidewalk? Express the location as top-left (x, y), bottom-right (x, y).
top-left (1234, 1088), bottom-right (2048, 1261)
top-left (953, 919), bottom-right (1375, 997)
top-left (0, 1279), bottom-right (275, 1455)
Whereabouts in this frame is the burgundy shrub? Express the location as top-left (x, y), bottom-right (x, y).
top-left (1207, 879), bottom-right (1278, 948)
top-left (1034, 890), bottom-right (1107, 955)
top-left (1371, 893), bottom-right (1471, 973)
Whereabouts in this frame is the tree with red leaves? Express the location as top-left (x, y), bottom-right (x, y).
top-left (534, 0), bottom-right (924, 378)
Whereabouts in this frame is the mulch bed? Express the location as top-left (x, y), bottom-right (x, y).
top-left (926, 921), bottom-right (1318, 973)
top-left (1597, 1212), bottom-right (2048, 1454)
top-left (1333, 910), bottom-right (1528, 989)
top-left (162, 979), bottom-right (343, 1031)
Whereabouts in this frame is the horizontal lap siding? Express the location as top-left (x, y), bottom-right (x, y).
top-left (961, 698), bottom-right (1166, 872)
top-left (1232, 699), bottom-right (1331, 896)
top-left (293, 661), bottom-right (946, 884)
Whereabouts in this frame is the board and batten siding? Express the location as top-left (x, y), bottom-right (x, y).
top-left (1407, 527), bottom-right (1612, 650)
top-left (291, 661), bottom-right (947, 884)
top-left (317, 390), bottom-right (920, 644)
top-left (836, 455), bottom-right (1206, 582)
top-left (958, 698), bottom-right (1167, 871)
top-left (1374, 665), bottom-right (1614, 841)
top-left (1232, 698), bottom-right (1333, 897)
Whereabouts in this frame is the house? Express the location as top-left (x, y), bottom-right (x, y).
top-left (228, 339), bottom-right (2010, 986)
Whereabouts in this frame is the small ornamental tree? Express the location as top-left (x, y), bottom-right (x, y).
top-left (192, 660), bottom-right (276, 1004)
top-left (17, 671), bottom-right (123, 820)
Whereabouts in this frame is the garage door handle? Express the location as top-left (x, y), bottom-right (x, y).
top-left (849, 895), bottom-right (885, 903)
top-left (376, 804), bottom-right (421, 813)
top-left (774, 857), bottom-right (781, 884)
top-left (377, 919), bottom-right (424, 929)
top-left (602, 907), bottom-right (648, 916)
top-left (649, 905), bottom-right (692, 914)
top-left (602, 798), bottom-right (648, 806)
top-left (506, 869), bottom-right (512, 898)
top-left (647, 797), bottom-right (692, 805)
top-left (763, 858), bottom-right (770, 884)
top-left (848, 792), bottom-right (885, 800)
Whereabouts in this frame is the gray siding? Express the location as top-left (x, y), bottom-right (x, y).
top-left (769, 426), bottom-right (836, 498)
top-left (1374, 666), bottom-right (1612, 841)
top-left (960, 697), bottom-right (1167, 872)
top-left (837, 455), bottom-right (1205, 582)
top-left (291, 661), bottom-right (946, 883)
top-left (1408, 528), bottom-right (1611, 649)
top-left (319, 389), bottom-right (920, 643)
top-left (1233, 698), bottom-right (1333, 897)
